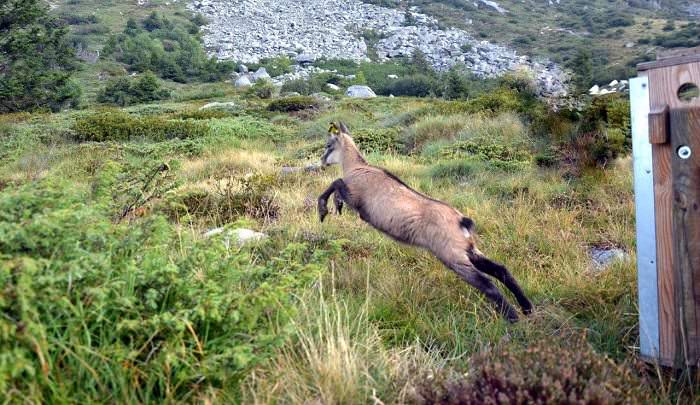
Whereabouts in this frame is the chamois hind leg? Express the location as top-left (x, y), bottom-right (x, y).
top-left (333, 192), bottom-right (344, 215)
top-left (450, 262), bottom-right (519, 322)
top-left (469, 250), bottom-right (533, 315)
top-left (318, 178), bottom-right (344, 222)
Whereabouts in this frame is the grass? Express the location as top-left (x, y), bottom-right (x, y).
top-left (1, 87), bottom-right (698, 402)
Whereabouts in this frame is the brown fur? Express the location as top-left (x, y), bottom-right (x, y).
top-left (318, 123), bottom-right (532, 322)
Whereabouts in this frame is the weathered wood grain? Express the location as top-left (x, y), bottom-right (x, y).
top-left (670, 107), bottom-right (700, 367)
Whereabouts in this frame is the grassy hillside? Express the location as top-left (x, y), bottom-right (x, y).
top-left (2, 76), bottom-right (698, 401)
top-left (2, 0), bottom-right (699, 403)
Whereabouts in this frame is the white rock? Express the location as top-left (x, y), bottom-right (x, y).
top-left (199, 101), bottom-right (236, 110)
top-left (609, 80), bottom-right (619, 87)
top-left (346, 85), bottom-right (377, 98)
top-left (204, 227), bottom-right (268, 249)
top-left (235, 75), bottom-right (252, 88)
top-left (589, 85), bottom-right (600, 95)
top-left (387, 74), bottom-right (398, 79)
top-left (326, 83), bottom-right (340, 91)
top-left (252, 67), bottom-right (271, 82)
top-left (590, 247), bottom-right (630, 271)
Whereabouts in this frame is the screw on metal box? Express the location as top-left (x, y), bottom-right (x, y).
top-left (678, 145), bottom-right (692, 160)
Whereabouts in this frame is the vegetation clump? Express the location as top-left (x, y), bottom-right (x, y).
top-left (412, 337), bottom-right (652, 404)
top-left (73, 111), bottom-right (209, 142)
top-left (97, 72), bottom-right (171, 106)
top-left (0, 180), bottom-right (336, 402)
top-left (268, 96), bottom-right (320, 112)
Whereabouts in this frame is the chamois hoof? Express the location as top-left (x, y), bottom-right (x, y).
top-left (318, 206), bottom-right (328, 222)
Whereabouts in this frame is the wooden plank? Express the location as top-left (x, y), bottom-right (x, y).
top-left (657, 46), bottom-right (700, 61)
top-left (639, 55), bottom-right (700, 72)
top-left (649, 106), bottom-right (670, 144)
top-left (670, 107), bottom-right (700, 367)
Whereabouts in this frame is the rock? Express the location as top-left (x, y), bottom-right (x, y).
top-left (589, 84), bottom-right (600, 95)
top-left (199, 101), bottom-right (236, 110)
top-left (204, 227), bottom-right (268, 249)
top-left (252, 67), bottom-right (271, 82)
top-left (609, 80), bottom-right (619, 87)
top-left (326, 83), bottom-right (340, 91)
top-left (295, 53), bottom-right (315, 65)
top-left (625, 42), bottom-right (635, 48)
top-left (311, 92), bottom-right (331, 102)
top-left (239, 64), bottom-right (249, 73)
top-left (590, 247), bottom-right (630, 271)
top-left (346, 85), bottom-right (377, 98)
top-left (235, 75), bottom-right (252, 88)
top-left (387, 74), bottom-right (398, 79)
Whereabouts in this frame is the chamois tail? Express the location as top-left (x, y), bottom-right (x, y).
top-left (467, 247), bottom-right (533, 315)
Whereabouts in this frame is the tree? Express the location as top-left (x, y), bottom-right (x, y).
top-left (443, 68), bottom-right (469, 100)
top-left (571, 48), bottom-right (593, 94)
top-left (0, 0), bottom-right (82, 112)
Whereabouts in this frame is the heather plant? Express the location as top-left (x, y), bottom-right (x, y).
top-left (0, 179), bottom-right (338, 402)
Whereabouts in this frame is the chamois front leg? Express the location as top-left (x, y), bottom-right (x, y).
top-left (451, 263), bottom-right (519, 322)
top-left (318, 179), bottom-right (344, 222)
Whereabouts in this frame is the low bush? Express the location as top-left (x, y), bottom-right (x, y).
top-left (171, 109), bottom-right (231, 120)
top-left (382, 74), bottom-right (434, 97)
top-left (412, 336), bottom-right (652, 404)
top-left (207, 116), bottom-right (289, 142)
top-left (352, 127), bottom-right (399, 153)
top-left (0, 180), bottom-right (337, 402)
top-left (160, 173), bottom-right (280, 224)
top-left (399, 115), bottom-right (467, 153)
top-left (97, 72), bottom-right (170, 106)
top-left (440, 141), bottom-right (531, 166)
top-left (73, 111), bottom-right (209, 142)
top-left (429, 159), bottom-right (486, 180)
top-left (268, 96), bottom-right (320, 112)
top-left (248, 80), bottom-right (276, 99)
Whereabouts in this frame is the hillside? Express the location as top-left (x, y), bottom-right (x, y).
top-left (3, 0), bottom-right (700, 403)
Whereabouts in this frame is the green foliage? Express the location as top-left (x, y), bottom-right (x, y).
top-left (160, 173), bottom-right (280, 224)
top-left (268, 96), bottom-right (320, 112)
top-left (248, 80), bottom-right (275, 99)
top-left (0, 180), bottom-right (335, 402)
top-left (0, 0), bottom-right (82, 112)
top-left (248, 56), bottom-right (293, 77)
top-left (172, 109), bottom-right (231, 120)
top-left (351, 128), bottom-right (399, 153)
top-left (383, 75), bottom-right (434, 97)
top-left (438, 141), bottom-right (531, 171)
top-left (102, 13), bottom-right (234, 83)
top-left (73, 111), bottom-right (209, 142)
top-left (206, 116), bottom-right (289, 142)
top-left (412, 336), bottom-right (652, 404)
top-left (429, 159), bottom-right (486, 180)
top-left (651, 22), bottom-right (700, 48)
top-left (97, 72), bottom-right (171, 106)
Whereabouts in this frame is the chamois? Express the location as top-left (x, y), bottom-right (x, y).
top-left (317, 122), bottom-right (532, 322)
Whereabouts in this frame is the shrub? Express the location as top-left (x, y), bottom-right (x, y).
top-left (172, 109), bottom-right (230, 120)
top-left (429, 159), bottom-right (486, 180)
top-left (160, 173), bottom-right (280, 224)
top-left (383, 74), bottom-right (434, 97)
top-left (268, 96), bottom-right (320, 112)
top-left (73, 111), bottom-right (209, 142)
top-left (412, 336), bottom-right (652, 404)
top-left (248, 80), bottom-right (275, 99)
top-left (399, 115), bottom-right (467, 153)
top-left (351, 127), bottom-right (399, 153)
top-left (207, 116), bottom-right (289, 142)
top-left (97, 72), bottom-right (170, 106)
top-left (0, 180), bottom-right (337, 402)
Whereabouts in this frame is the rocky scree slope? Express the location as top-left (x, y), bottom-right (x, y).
top-left (188, 0), bottom-right (569, 97)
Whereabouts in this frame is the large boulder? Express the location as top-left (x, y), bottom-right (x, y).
top-left (252, 67), bottom-right (271, 82)
top-left (235, 75), bottom-right (252, 88)
top-left (346, 85), bottom-right (377, 98)
top-left (295, 53), bottom-right (316, 65)
top-left (326, 83), bottom-right (340, 91)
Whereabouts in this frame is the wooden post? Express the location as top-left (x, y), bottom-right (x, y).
top-left (635, 46), bottom-right (700, 368)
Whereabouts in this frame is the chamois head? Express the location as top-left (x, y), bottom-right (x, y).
top-left (320, 122), bottom-right (350, 167)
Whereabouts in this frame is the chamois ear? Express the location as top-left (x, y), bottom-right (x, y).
top-left (328, 122), bottom-right (340, 135)
top-left (338, 122), bottom-right (350, 134)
